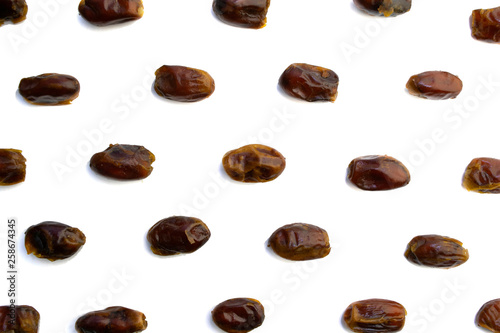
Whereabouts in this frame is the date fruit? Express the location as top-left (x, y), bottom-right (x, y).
top-left (222, 144), bottom-right (286, 182)
top-left (343, 299), bottom-right (406, 333)
top-left (147, 216), bottom-right (211, 256)
top-left (75, 306), bottom-right (147, 333)
top-left (406, 71), bottom-right (462, 100)
top-left (213, 0), bottom-right (270, 29)
top-left (268, 223), bottom-right (330, 261)
top-left (79, 0), bottom-right (144, 26)
top-left (0, 0), bottom-right (27, 26)
top-left (90, 144), bottom-right (155, 180)
top-left (462, 157), bottom-right (500, 193)
top-left (470, 7), bottom-right (500, 43)
top-left (0, 149), bottom-right (26, 186)
top-left (476, 299), bottom-right (500, 332)
top-left (18, 73), bottom-right (80, 105)
top-left (347, 155), bottom-right (410, 191)
top-left (353, 0), bottom-right (410, 17)
top-left (212, 298), bottom-right (265, 333)
top-left (154, 65), bottom-right (215, 102)
top-left (0, 305), bottom-right (40, 333)
top-left (404, 234), bottom-right (468, 268)
top-left (25, 221), bottom-right (86, 261)
top-left (279, 63), bottom-right (339, 102)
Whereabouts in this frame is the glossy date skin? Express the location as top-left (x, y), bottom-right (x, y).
top-left (343, 299), bottom-right (406, 333)
top-left (279, 63), bottom-right (339, 102)
top-left (75, 306), bottom-right (147, 333)
top-left (222, 144), bottom-right (286, 182)
top-left (213, 0), bottom-right (270, 29)
top-left (268, 223), bottom-right (330, 261)
top-left (154, 65), bottom-right (215, 102)
top-left (406, 71), bottom-right (462, 100)
top-left (79, 0), bottom-right (144, 26)
top-left (0, 0), bottom-right (27, 26)
top-left (0, 305), bottom-right (40, 333)
top-left (18, 74), bottom-right (80, 105)
top-left (462, 157), bottom-right (500, 193)
top-left (0, 149), bottom-right (26, 186)
top-left (347, 155), bottom-right (410, 191)
top-left (212, 298), bottom-right (265, 333)
top-left (476, 299), bottom-right (500, 333)
top-left (147, 216), bottom-right (211, 256)
top-left (404, 235), bottom-right (468, 268)
top-left (25, 221), bottom-right (86, 261)
top-left (470, 7), bottom-right (500, 43)
top-left (353, 0), bottom-right (411, 17)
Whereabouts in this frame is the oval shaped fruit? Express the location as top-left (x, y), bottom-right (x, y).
top-left (25, 221), bottom-right (86, 261)
top-left (476, 299), bottom-right (500, 333)
top-left (353, 0), bottom-right (410, 17)
top-left (212, 0), bottom-right (270, 29)
top-left (470, 7), bottom-right (500, 43)
top-left (0, 305), bottom-right (40, 333)
top-left (222, 144), bottom-right (286, 183)
top-left (0, 149), bottom-right (26, 186)
top-left (268, 223), bottom-right (330, 261)
top-left (347, 155), bottom-right (410, 191)
top-left (0, 0), bottom-right (28, 26)
top-left (212, 298), bottom-right (265, 333)
top-left (462, 157), bottom-right (500, 193)
top-left (18, 73), bottom-right (80, 105)
top-left (406, 71), bottom-right (462, 100)
top-left (404, 234), bottom-right (469, 268)
top-left (154, 65), bottom-right (215, 102)
top-left (90, 144), bottom-right (155, 180)
top-left (75, 306), bottom-right (147, 333)
top-left (147, 216), bottom-right (211, 256)
top-left (343, 298), bottom-right (406, 333)
top-left (78, 0), bottom-right (144, 26)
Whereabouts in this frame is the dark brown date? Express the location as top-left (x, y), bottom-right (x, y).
top-left (90, 144), bottom-right (155, 180)
top-left (343, 299), bottom-right (406, 333)
top-left (353, 0), bottom-right (410, 17)
top-left (404, 234), bottom-right (469, 268)
top-left (147, 216), bottom-right (211, 256)
top-left (212, 298), bottom-right (265, 333)
top-left (268, 223), bottom-right (330, 261)
top-left (470, 7), bottom-right (500, 43)
top-left (476, 299), bottom-right (500, 333)
top-left (462, 157), bottom-right (500, 193)
top-left (75, 306), bottom-right (147, 333)
top-left (406, 71), bottom-right (462, 100)
top-left (278, 63), bottom-right (339, 102)
top-left (213, 0), bottom-right (270, 29)
top-left (0, 0), bottom-right (27, 26)
top-left (25, 221), bottom-right (86, 261)
top-left (0, 149), bottom-right (26, 186)
top-left (154, 65), bottom-right (215, 102)
top-left (222, 144), bottom-right (286, 183)
top-left (79, 0), bottom-right (144, 26)
top-left (0, 305), bottom-right (40, 333)
top-left (18, 74), bottom-right (80, 105)
top-left (347, 155), bottom-right (410, 191)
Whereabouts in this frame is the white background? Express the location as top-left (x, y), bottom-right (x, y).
top-left (1, 0), bottom-right (500, 332)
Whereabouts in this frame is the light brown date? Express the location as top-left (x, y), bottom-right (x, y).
top-left (406, 71), bottom-right (462, 100)
top-left (75, 306), bottom-right (147, 333)
top-left (347, 155), bottom-right (410, 191)
top-left (0, 305), bottom-right (40, 333)
top-left (353, 0), bottom-right (410, 17)
top-left (79, 0), bottom-right (144, 26)
top-left (212, 298), bottom-right (265, 333)
top-left (212, 0), bottom-right (270, 29)
top-left (18, 73), bottom-right (80, 105)
top-left (470, 7), bottom-right (500, 43)
top-left (0, 149), bottom-right (26, 186)
top-left (343, 299), bottom-right (406, 333)
top-left (476, 299), bottom-right (500, 333)
top-left (404, 234), bottom-right (469, 268)
top-left (462, 157), bottom-right (500, 193)
top-left (0, 0), bottom-right (27, 26)
top-left (154, 65), bottom-right (215, 102)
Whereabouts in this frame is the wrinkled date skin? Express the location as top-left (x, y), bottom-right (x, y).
top-left (470, 7), bottom-right (500, 43)
top-left (343, 299), bottom-right (406, 333)
top-left (213, 0), bottom-right (270, 29)
top-left (462, 157), bottom-right (500, 193)
top-left (212, 298), bottom-right (265, 333)
top-left (79, 0), bottom-right (144, 26)
top-left (18, 74), bottom-right (80, 105)
top-left (268, 223), bottom-right (330, 261)
top-left (476, 299), bottom-right (500, 333)
top-left (75, 306), bottom-right (147, 333)
top-left (154, 65), bottom-right (215, 102)
top-left (147, 216), bottom-right (211, 256)
top-left (347, 155), bottom-right (410, 191)
top-left (406, 71), bottom-right (462, 100)
top-left (0, 149), bottom-right (26, 186)
top-left (25, 221), bottom-right (86, 261)
top-left (222, 144), bottom-right (285, 182)
top-left (404, 234), bottom-right (469, 268)
top-left (353, 0), bottom-right (410, 17)
top-left (0, 305), bottom-right (40, 333)
top-left (0, 0), bottom-right (27, 26)
top-left (90, 144), bottom-right (155, 180)
top-left (278, 63), bottom-right (339, 102)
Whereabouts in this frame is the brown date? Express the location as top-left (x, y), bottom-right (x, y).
top-left (476, 299), bottom-right (500, 333)
top-left (147, 216), bottom-right (211, 256)
top-left (18, 73), bottom-right (80, 105)
top-left (278, 63), bottom-right (339, 102)
top-left (470, 7), bottom-right (500, 43)
top-left (79, 0), bottom-right (144, 26)
top-left (462, 157), bottom-right (500, 193)
top-left (75, 306), bottom-right (147, 333)
top-left (406, 71), bottom-right (462, 100)
top-left (0, 305), bottom-right (40, 333)
top-left (347, 155), bottom-right (410, 191)
top-left (343, 299), bottom-right (406, 333)
top-left (353, 0), bottom-right (410, 17)
top-left (268, 223), bottom-right (330, 261)
top-left (404, 234), bottom-right (469, 268)
top-left (0, 149), bottom-right (26, 186)
top-left (212, 298), bottom-right (265, 333)
top-left (154, 65), bottom-right (215, 102)
top-left (90, 144), bottom-right (155, 180)
top-left (222, 144), bottom-right (285, 183)
top-left (0, 0), bottom-right (27, 26)
top-left (213, 0), bottom-right (270, 29)
top-left (25, 221), bottom-right (86, 261)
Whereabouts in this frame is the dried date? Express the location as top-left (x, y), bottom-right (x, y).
top-left (476, 299), bottom-right (500, 333)
top-left (462, 157), bottom-right (500, 193)
top-left (0, 0), bottom-right (27, 26)
top-left (212, 0), bottom-right (270, 29)
top-left (404, 234), bottom-right (469, 268)
top-left (406, 71), bottom-right (462, 100)
top-left (79, 0), bottom-right (144, 26)
top-left (343, 299), bottom-right (406, 333)
top-left (0, 149), bottom-right (26, 186)
top-left (0, 305), bottom-right (40, 333)
top-left (212, 298), bottom-right (265, 333)
top-left (18, 74), bottom-right (80, 105)
top-left (353, 0), bottom-right (411, 17)
top-left (154, 65), bottom-right (215, 102)
top-left (75, 306), bottom-right (147, 333)
top-left (347, 155), bottom-right (410, 191)
top-left (470, 7), bottom-right (500, 43)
